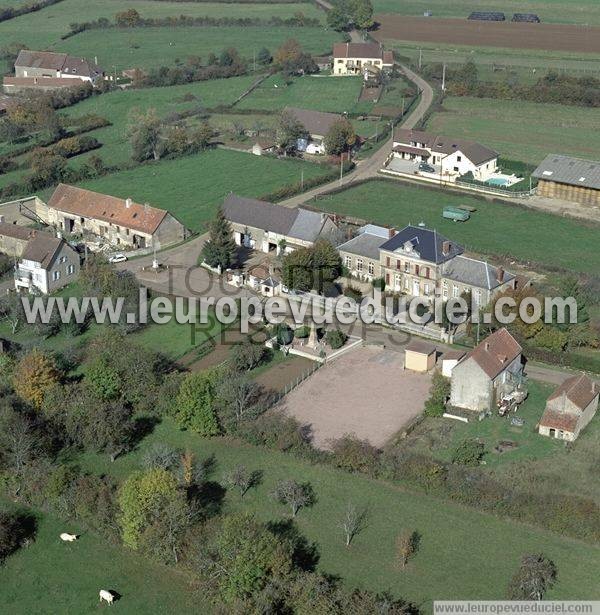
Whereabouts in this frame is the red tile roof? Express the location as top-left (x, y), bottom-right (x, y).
top-left (539, 408), bottom-right (579, 433)
top-left (47, 184), bottom-right (168, 236)
top-left (333, 42), bottom-right (384, 60)
top-left (463, 328), bottom-right (522, 379)
top-left (3, 76), bottom-right (83, 89)
top-left (406, 340), bottom-right (436, 355)
top-left (547, 374), bottom-right (599, 411)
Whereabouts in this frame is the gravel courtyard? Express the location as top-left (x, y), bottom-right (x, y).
top-left (279, 345), bottom-right (432, 449)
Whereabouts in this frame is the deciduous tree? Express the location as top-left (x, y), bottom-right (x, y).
top-left (270, 479), bottom-right (315, 516)
top-left (324, 117), bottom-right (356, 155)
top-left (508, 554), bottom-right (557, 600)
top-left (12, 349), bottom-right (60, 409)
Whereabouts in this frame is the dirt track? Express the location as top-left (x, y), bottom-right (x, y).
top-left (372, 15), bottom-right (600, 55)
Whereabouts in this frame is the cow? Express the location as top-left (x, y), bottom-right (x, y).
top-left (99, 590), bottom-right (114, 605)
top-left (59, 533), bottom-right (78, 542)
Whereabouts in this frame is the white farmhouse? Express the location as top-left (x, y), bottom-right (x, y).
top-left (391, 129), bottom-right (499, 181)
top-left (332, 43), bottom-right (394, 76)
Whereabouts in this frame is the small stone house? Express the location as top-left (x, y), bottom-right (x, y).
top-left (450, 328), bottom-right (523, 412)
top-left (38, 184), bottom-right (188, 250)
top-left (0, 221), bottom-right (38, 257)
top-left (538, 374), bottom-right (599, 441)
top-left (284, 107), bottom-right (344, 155)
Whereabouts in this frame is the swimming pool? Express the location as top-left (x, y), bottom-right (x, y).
top-left (487, 177), bottom-right (510, 186)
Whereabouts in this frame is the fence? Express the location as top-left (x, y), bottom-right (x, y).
top-left (263, 360), bottom-right (323, 410)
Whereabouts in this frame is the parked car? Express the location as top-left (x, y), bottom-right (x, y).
top-left (108, 253), bottom-right (128, 263)
top-left (418, 162), bottom-right (436, 173)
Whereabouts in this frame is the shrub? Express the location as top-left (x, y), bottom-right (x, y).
top-left (343, 285), bottom-right (362, 302)
top-left (423, 370), bottom-right (450, 417)
top-left (172, 370), bottom-right (220, 435)
top-left (329, 434), bottom-right (381, 475)
top-left (326, 329), bottom-right (347, 349)
top-left (293, 325), bottom-right (310, 339)
top-left (452, 439), bottom-right (485, 466)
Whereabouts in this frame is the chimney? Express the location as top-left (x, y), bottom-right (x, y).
top-left (125, 198), bottom-right (132, 209)
top-left (485, 341), bottom-right (490, 351)
top-left (56, 230), bottom-right (62, 239)
top-left (0, 215), bottom-right (4, 223)
top-left (496, 266), bottom-right (504, 283)
top-left (388, 227), bottom-right (395, 238)
top-left (442, 240), bottom-right (451, 255)
top-left (144, 202), bottom-right (149, 212)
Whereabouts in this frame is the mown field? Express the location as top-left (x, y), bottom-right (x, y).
top-left (59, 26), bottom-right (339, 73)
top-left (372, 0), bottom-right (600, 26)
top-left (0, 0), bottom-right (324, 49)
top-left (0, 502), bottom-right (203, 614)
top-left (72, 418), bottom-right (600, 608)
top-left (76, 148), bottom-right (332, 232)
top-left (425, 96), bottom-right (600, 165)
top-left (311, 180), bottom-right (600, 274)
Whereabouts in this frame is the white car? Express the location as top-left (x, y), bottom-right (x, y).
top-left (108, 253), bottom-right (128, 263)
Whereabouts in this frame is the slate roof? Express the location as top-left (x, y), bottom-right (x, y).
top-left (333, 42), bottom-right (385, 60)
top-left (546, 374), bottom-right (599, 411)
top-left (21, 234), bottom-right (63, 268)
top-left (394, 129), bottom-right (498, 166)
top-left (223, 194), bottom-right (331, 243)
top-left (380, 225), bottom-right (463, 264)
top-left (48, 184), bottom-right (171, 236)
top-left (285, 107), bottom-right (342, 138)
top-left (532, 154), bottom-right (600, 191)
top-left (337, 231), bottom-right (389, 260)
top-left (442, 256), bottom-right (515, 290)
top-left (461, 328), bottom-right (522, 380)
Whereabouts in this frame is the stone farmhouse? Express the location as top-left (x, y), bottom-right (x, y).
top-left (533, 154), bottom-right (600, 207)
top-left (391, 129), bottom-right (499, 182)
top-left (379, 225), bottom-right (515, 305)
top-left (4, 50), bottom-right (105, 92)
top-left (538, 374), bottom-right (599, 441)
top-left (222, 193), bottom-right (339, 255)
top-left (450, 328), bottom-right (523, 413)
top-left (14, 233), bottom-right (80, 295)
top-left (285, 107), bottom-right (344, 155)
top-left (36, 184), bottom-right (189, 251)
top-left (332, 42), bottom-right (394, 76)
top-left (0, 221), bottom-right (39, 258)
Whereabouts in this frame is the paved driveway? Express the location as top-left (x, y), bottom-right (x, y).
top-left (278, 345), bottom-right (432, 449)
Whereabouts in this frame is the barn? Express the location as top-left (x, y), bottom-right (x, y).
top-left (533, 154), bottom-right (600, 207)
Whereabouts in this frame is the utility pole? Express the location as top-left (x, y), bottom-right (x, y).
top-left (441, 63), bottom-right (446, 91)
top-left (301, 169), bottom-right (304, 191)
top-left (418, 48), bottom-right (422, 69)
top-left (401, 96), bottom-right (405, 117)
top-left (339, 153), bottom-right (344, 186)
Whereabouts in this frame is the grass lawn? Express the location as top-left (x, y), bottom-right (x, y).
top-left (58, 76), bottom-right (257, 167)
top-left (59, 26), bottom-right (339, 73)
top-left (0, 502), bottom-right (202, 613)
top-left (411, 381), bottom-right (558, 468)
top-left (311, 179), bottom-right (600, 274)
top-left (425, 97), bottom-right (600, 165)
top-left (237, 74), bottom-right (364, 113)
top-left (77, 148), bottom-right (332, 232)
top-left (0, 0), bottom-right (324, 49)
top-left (75, 418), bottom-right (600, 607)
top-left (0, 281), bottom-right (223, 361)
top-left (372, 0), bottom-right (600, 26)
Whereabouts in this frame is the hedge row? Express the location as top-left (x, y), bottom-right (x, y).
top-left (0, 0), bottom-right (64, 23)
top-left (259, 160), bottom-right (355, 202)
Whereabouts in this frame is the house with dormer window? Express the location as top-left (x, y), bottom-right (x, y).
top-left (390, 129), bottom-right (498, 181)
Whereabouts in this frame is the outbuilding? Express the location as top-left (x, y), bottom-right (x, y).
top-left (404, 340), bottom-right (436, 372)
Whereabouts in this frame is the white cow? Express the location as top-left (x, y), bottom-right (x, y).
top-left (99, 590), bottom-right (114, 605)
top-left (59, 533), bottom-right (78, 542)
